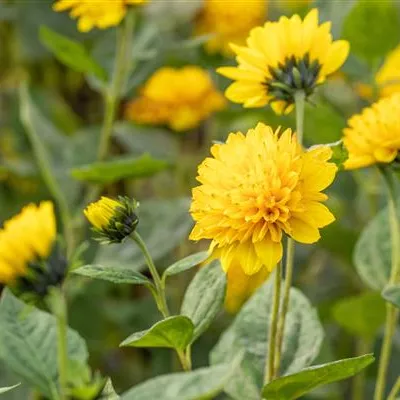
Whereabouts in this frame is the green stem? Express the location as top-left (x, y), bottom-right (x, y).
top-left (374, 167), bottom-right (400, 400)
top-left (130, 232), bottom-right (193, 372)
top-left (265, 263), bottom-right (282, 384)
top-left (55, 291), bottom-right (68, 400)
top-left (130, 231), bottom-right (170, 318)
top-left (388, 376), bottom-right (400, 400)
top-left (19, 84), bottom-right (74, 257)
top-left (274, 90), bottom-right (305, 376)
top-left (96, 10), bottom-right (135, 162)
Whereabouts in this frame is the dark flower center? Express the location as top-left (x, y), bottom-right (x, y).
top-left (265, 53), bottom-right (322, 107)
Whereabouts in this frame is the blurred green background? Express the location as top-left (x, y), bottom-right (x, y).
top-left (1, 0), bottom-right (400, 399)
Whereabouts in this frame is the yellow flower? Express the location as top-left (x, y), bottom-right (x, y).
top-left (343, 93), bottom-right (400, 170)
top-left (125, 66), bottom-right (225, 132)
top-left (217, 8), bottom-right (349, 114)
top-left (0, 202), bottom-right (56, 285)
top-left (357, 44), bottom-right (400, 100)
top-left (195, 0), bottom-right (267, 55)
top-left (189, 123), bottom-right (337, 311)
top-left (53, 0), bottom-right (147, 32)
top-left (84, 196), bottom-right (138, 243)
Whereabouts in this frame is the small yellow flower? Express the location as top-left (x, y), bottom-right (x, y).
top-left (84, 196), bottom-right (138, 243)
top-left (195, 0), bottom-right (267, 55)
top-left (343, 93), bottom-right (400, 170)
top-left (0, 202), bottom-right (56, 285)
top-left (190, 123), bottom-right (337, 311)
top-left (53, 0), bottom-right (147, 32)
top-left (125, 66), bottom-right (225, 132)
top-left (357, 44), bottom-right (400, 100)
top-left (217, 8), bottom-right (349, 114)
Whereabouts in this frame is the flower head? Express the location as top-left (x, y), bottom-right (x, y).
top-left (195, 0), bottom-right (267, 55)
top-left (0, 202), bottom-right (57, 286)
top-left (343, 93), bottom-right (400, 170)
top-left (190, 123), bottom-right (337, 311)
top-left (53, 0), bottom-right (146, 32)
top-left (217, 8), bottom-right (349, 114)
top-left (84, 196), bottom-right (139, 243)
top-left (357, 44), bottom-right (400, 100)
top-left (125, 66), bottom-right (225, 132)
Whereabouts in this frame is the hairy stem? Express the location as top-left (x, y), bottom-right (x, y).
top-left (374, 167), bottom-right (400, 400)
top-left (265, 263), bottom-right (282, 384)
top-left (388, 376), bottom-right (400, 400)
top-left (274, 90), bottom-right (305, 376)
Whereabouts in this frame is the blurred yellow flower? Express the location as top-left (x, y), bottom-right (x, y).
top-left (195, 0), bottom-right (267, 55)
top-left (357, 44), bottom-right (400, 100)
top-left (343, 94), bottom-right (400, 170)
top-left (0, 202), bottom-right (56, 284)
top-left (53, 0), bottom-right (146, 32)
top-left (218, 8), bottom-right (349, 114)
top-left (190, 123), bottom-right (337, 311)
top-left (125, 66), bottom-right (225, 132)
top-left (85, 196), bottom-right (138, 243)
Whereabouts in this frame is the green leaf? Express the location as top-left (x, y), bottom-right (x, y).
top-left (39, 26), bottom-right (106, 81)
top-left (95, 198), bottom-right (193, 271)
top-left (262, 354), bottom-right (375, 400)
top-left (120, 316), bottom-right (194, 350)
top-left (382, 284), bottom-right (400, 308)
top-left (120, 362), bottom-right (239, 400)
top-left (0, 289), bottom-right (88, 399)
top-left (0, 384), bottom-right (20, 394)
top-left (354, 202), bottom-right (395, 290)
top-left (163, 252), bottom-right (209, 281)
top-left (73, 265), bottom-right (152, 287)
top-left (181, 261), bottom-right (226, 342)
top-left (70, 154), bottom-right (170, 184)
top-left (332, 292), bottom-right (386, 338)
top-left (342, 0), bottom-right (400, 64)
top-left (100, 379), bottom-right (119, 399)
top-left (211, 278), bottom-right (324, 400)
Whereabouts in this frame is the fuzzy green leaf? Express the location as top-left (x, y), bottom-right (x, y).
top-left (120, 316), bottom-right (194, 350)
top-left (162, 252), bottom-right (208, 281)
top-left (70, 154), bottom-right (170, 184)
top-left (73, 265), bottom-right (152, 286)
top-left (0, 290), bottom-right (88, 399)
top-left (262, 354), bottom-right (375, 400)
top-left (181, 261), bottom-right (226, 342)
top-left (120, 361), bottom-right (240, 400)
top-left (382, 284), bottom-right (400, 308)
top-left (39, 26), bottom-right (107, 80)
top-left (211, 278), bottom-right (324, 400)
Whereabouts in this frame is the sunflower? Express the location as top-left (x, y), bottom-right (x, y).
top-left (0, 202), bottom-right (56, 285)
top-left (195, 0), bottom-right (267, 55)
top-left (217, 8), bottom-right (349, 114)
top-left (189, 123), bottom-right (337, 311)
top-left (343, 93), bottom-right (400, 170)
top-left (125, 66), bottom-right (225, 132)
top-left (84, 196), bottom-right (139, 243)
top-left (53, 0), bottom-right (146, 32)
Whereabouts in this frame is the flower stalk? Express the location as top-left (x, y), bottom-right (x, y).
top-left (265, 263), bottom-right (282, 384)
top-left (274, 89), bottom-right (305, 375)
top-left (374, 167), bottom-right (400, 400)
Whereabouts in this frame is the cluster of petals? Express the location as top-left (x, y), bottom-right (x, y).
top-left (125, 66), bottom-right (225, 132)
top-left (343, 93), bottom-right (400, 170)
top-left (195, 0), bottom-right (266, 55)
top-left (0, 202), bottom-right (56, 284)
top-left (190, 123), bottom-right (337, 311)
top-left (53, 0), bottom-right (146, 32)
top-left (218, 8), bottom-right (349, 114)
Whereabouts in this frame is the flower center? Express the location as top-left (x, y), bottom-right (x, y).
top-left (265, 53), bottom-right (321, 105)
